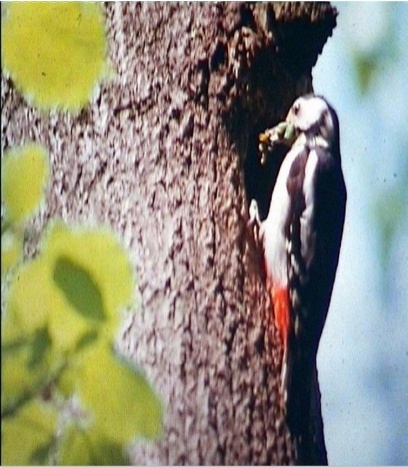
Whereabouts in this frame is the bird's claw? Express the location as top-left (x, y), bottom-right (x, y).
top-left (248, 199), bottom-right (261, 245)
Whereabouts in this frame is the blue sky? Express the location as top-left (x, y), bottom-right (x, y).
top-left (313, 3), bottom-right (408, 464)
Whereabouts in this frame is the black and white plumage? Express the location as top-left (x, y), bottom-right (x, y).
top-left (251, 95), bottom-right (347, 438)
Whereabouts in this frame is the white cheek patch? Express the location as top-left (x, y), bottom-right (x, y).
top-left (296, 97), bottom-right (330, 134)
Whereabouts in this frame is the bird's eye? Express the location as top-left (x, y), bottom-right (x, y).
top-left (293, 102), bottom-right (300, 115)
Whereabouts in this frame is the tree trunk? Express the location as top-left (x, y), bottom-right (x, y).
top-left (1, 2), bottom-right (337, 464)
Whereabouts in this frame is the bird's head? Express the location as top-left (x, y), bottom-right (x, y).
top-left (285, 95), bottom-right (339, 151)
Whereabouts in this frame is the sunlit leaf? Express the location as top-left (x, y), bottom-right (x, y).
top-left (54, 330), bottom-right (99, 398)
top-left (352, 51), bottom-right (379, 94)
top-left (3, 249), bottom-right (91, 353)
top-left (3, 221), bottom-right (134, 353)
top-left (45, 222), bottom-right (135, 335)
top-left (57, 423), bottom-right (128, 465)
top-left (78, 344), bottom-right (163, 444)
top-left (74, 329), bottom-right (100, 351)
top-left (1, 326), bottom-right (54, 414)
top-left (1, 144), bottom-right (49, 225)
top-left (57, 424), bottom-right (94, 466)
top-left (53, 256), bottom-right (106, 322)
top-left (1, 229), bottom-right (23, 277)
top-left (54, 364), bottom-right (78, 399)
top-left (1, 3), bottom-right (108, 112)
top-left (1, 398), bottom-right (57, 465)
top-left (1, 218), bottom-right (144, 461)
top-left (28, 327), bottom-right (52, 368)
top-left (374, 186), bottom-right (406, 273)
top-left (2, 220), bottom-right (136, 424)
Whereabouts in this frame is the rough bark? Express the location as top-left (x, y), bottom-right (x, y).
top-left (1, 2), bottom-right (337, 464)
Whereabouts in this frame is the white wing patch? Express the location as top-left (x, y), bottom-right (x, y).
top-left (300, 150), bottom-right (318, 270)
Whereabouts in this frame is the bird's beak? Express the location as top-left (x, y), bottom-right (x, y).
top-left (285, 109), bottom-right (296, 127)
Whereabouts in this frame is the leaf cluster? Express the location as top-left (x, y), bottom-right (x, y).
top-left (1, 145), bottom-right (162, 465)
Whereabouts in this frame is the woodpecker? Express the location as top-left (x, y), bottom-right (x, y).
top-left (250, 95), bottom-right (347, 438)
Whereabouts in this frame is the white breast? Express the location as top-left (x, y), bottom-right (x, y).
top-left (261, 145), bottom-right (303, 287)
top-left (261, 141), bottom-right (320, 287)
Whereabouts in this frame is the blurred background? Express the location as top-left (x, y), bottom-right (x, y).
top-left (313, 3), bottom-right (408, 464)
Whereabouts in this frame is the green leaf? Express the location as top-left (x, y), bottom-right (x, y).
top-left (374, 186), bottom-right (406, 272)
top-left (58, 424), bottom-right (128, 465)
top-left (90, 435), bottom-right (128, 465)
top-left (1, 144), bottom-right (49, 225)
top-left (78, 344), bottom-right (163, 444)
top-left (2, 220), bottom-right (135, 354)
top-left (54, 330), bottom-right (99, 398)
top-left (45, 222), bottom-right (135, 321)
top-left (31, 436), bottom-right (57, 465)
top-left (28, 328), bottom-right (52, 368)
top-left (3, 248), bottom-right (91, 353)
top-left (353, 52), bottom-right (378, 94)
top-left (1, 3), bottom-right (108, 112)
top-left (1, 399), bottom-right (57, 465)
top-left (1, 228), bottom-right (23, 277)
top-left (44, 222), bottom-right (136, 342)
top-left (53, 256), bottom-right (106, 322)
top-left (57, 424), bottom-right (96, 465)
top-left (74, 329), bottom-right (99, 351)
top-left (1, 325), bottom-right (60, 417)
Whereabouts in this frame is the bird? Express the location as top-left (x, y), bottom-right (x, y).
top-left (249, 95), bottom-right (347, 440)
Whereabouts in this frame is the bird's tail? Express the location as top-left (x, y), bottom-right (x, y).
top-left (281, 337), bottom-right (314, 438)
top-left (282, 351), bottom-right (328, 464)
